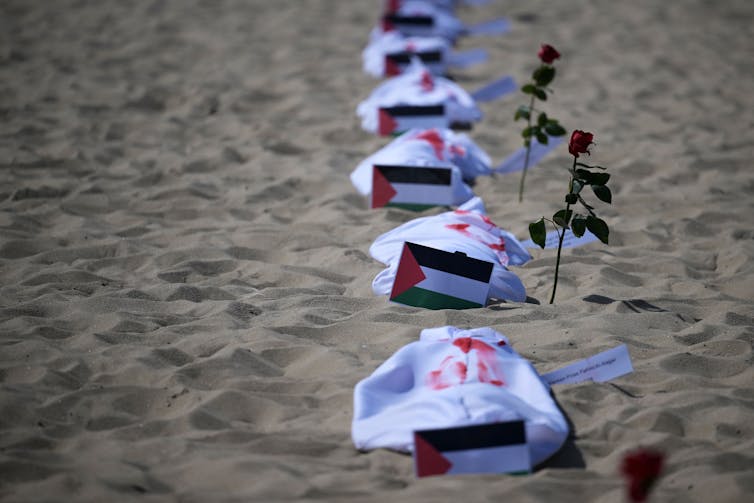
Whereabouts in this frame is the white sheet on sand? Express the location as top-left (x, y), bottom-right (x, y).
top-left (352, 325), bottom-right (569, 466)
top-left (357, 59), bottom-right (482, 134)
top-left (380, 0), bottom-right (466, 41)
top-left (369, 197), bottom-right (531, 303)
top-left (362, 29), bottom-right (487, 78)
top-left (350, 128), bottom-right (492, 202)
top-left (353, 148), bottom-right (475, 207)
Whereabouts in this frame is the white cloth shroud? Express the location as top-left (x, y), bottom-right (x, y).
top-left (357, 59), bottom-right (482, 134)
top-left (380, 0), bottom-right (466, 41)
top-left (350, 128), bottom-right (492, 205)
top-left (352, 326), bottom-right (569, 466)
top-left (355, 144), bottom-right (474, 206)
top-left (362, 29), bottom-right (487, 78)
top-left (383, 0), bottom-right (489, 13)
top-left (369, 197), bottom-right (531, 303)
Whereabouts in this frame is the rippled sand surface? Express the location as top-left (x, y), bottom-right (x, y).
top-left (1, 1), bottom-right (752, 501)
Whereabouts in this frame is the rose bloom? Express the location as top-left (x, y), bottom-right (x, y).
top-left (568, 130), bottom-right (594, 157)
top-left (538, 44), bottom-right (560, 64)
top-left (621, 449), bottom-right (664, 503)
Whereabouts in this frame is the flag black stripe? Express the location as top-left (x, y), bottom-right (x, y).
top-left (407, 242), bottom-right (493, 283)
top-left (382, 105), bottom-right (445, 117)
top-left (386, 50), bottom-right (443, 64)
top-left (416, 421), bottom-right (526, 452)
top-left (384, 14), bottom-right (434, 27)
top-left (375, 165), bottom-right (451, 185)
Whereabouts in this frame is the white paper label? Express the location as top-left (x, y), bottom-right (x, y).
top-left (493, 136), bottom-right (564, 174)
top-left (464, 18), bottom-right (511, 36)
top-left (542, 345), bottom-right (633, 385)
top-left (447, 48), bottom-right (488, 69)
top-left (470, 75), bottom-right (517, 103)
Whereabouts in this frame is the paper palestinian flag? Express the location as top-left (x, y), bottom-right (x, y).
top-left (351, 326), bottom-right (569, 466)
top-left (390, 242), bottom-right (493, 309)
top-left (378, 105), bottom-right (448, 136)
top-left (371, 164), bottom-right (454, 210)
top-left (414, 420), bottom-right (530, 477)
top-left (357, 59), bottom-right (481, 135)
top-left (370, 197), bottom-right (531, 303)
top-left (385, 49), bottom-right (443, 76)
top-left (350, 128), bottom-right (493, 196)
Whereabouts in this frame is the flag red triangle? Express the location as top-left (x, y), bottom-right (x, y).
top-left (414, 432), bottom-right (453, 477)
top-left (385, 56), bottom-right (401, 76)
top-left (391, 244), bottom-right (426, 298)
top-left (371, 167), bottom-right (398, 208)
top-left (378, 109), bottom-right (398, 136)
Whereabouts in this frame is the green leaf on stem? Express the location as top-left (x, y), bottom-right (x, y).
top-left (521, 84), bottom-right (536, 95)
top-left (572, 215), bottom-right (587, 237)
top-left (536, 131), bottom-right (548, 144)
top-left (586, 216), bottom-right (609, 244)
top-left (533, 66), bottom-right (555, 87)
top-left (544, 122), bottom-right (566, 136)
top-left (533, 87), bottom-right (547, 100)
top-left (537, 112), bottom-right (548, 127)
top-left (553, 209), bottom-right (573, 228)
top-left (576, 162), bottom-right (606, 170)
top-left (592, 184), bottom-right (612, 204)
top-left (522, 126), bottom-right (535, 139)
top-left (514, 106), bottom-right (530, 121)
top-left (571, 180), bottom-right (584, 194)
top-left (529, 219), bottom-right (547, 249)
top-left (575, 169), bottom-right (610, 186)
top-left (565, 193), bottom-right (578, 204)
top-left (590, 172), bottom-right (611, 185)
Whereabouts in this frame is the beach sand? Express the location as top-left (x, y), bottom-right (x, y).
top-left (1, 0), bottom-right (752, 501)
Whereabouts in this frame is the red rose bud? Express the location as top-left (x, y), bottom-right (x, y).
top-left (538, 44), bottom-right (560, 64)
top-left (621, 449), bottom-right (664, 503)
top-left (568, 130), bottom-right (594, 158)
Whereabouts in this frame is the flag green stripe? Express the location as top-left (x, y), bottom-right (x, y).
top-left (392, 286), bottom-right (483, 310)
top-left (385, 202), bottom-right (439, 211)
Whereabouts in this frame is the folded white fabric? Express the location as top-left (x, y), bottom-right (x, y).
top-left (352, 326), bottom-right (569, 466)
top-left (350, 128), bottom-right (491, 201)
top-left (384, 0), bottom-right (489, 13)
top-left (380, 0), bottom-right (466, 40)
top-left (357, 59), bottom-right (482, 135)
top-left (363, 29), bottom-right (452, 78)
top-left (370, 197), bottom-right (531, 302)
top-left (351, 141), bottom-right (475, 207)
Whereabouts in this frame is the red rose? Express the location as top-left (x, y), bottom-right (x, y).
top-left (621, 449), bottom-right (664, 503)
top-left (538, 44), bottom-right (560, 64)
top-left (568, 130), bottom-right (594, 157)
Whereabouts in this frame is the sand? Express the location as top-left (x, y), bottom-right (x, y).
top-left (1, 0), bottom-right (753, 501)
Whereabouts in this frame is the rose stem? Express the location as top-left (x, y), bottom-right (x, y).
top-left (518, 92), bottom-right (537, 203)
top-left (549, 156), bottom-right (577, 304)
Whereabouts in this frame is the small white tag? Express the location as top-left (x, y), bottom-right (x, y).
top-left (464, 18), bottom-right (511, 36)
top-left (542, 345), bottom-right (633, 385)
top-left (470, 75), bottom-right (517, 103)
top-left (493, 136), bottom-right (564, 174)
top-left (447, 48), bottom-right (488, 69)
top-left (520, 228), bottom-right (599, 250)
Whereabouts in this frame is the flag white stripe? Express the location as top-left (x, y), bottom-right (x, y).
top-left (417, 266), bottom-right (490, 305)
top-left (444, 444), bottom-right (530, 474)
top-left (391, 182), bottom-right (454, 206)
top-left (395, 115), bottom-right (448, 131)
